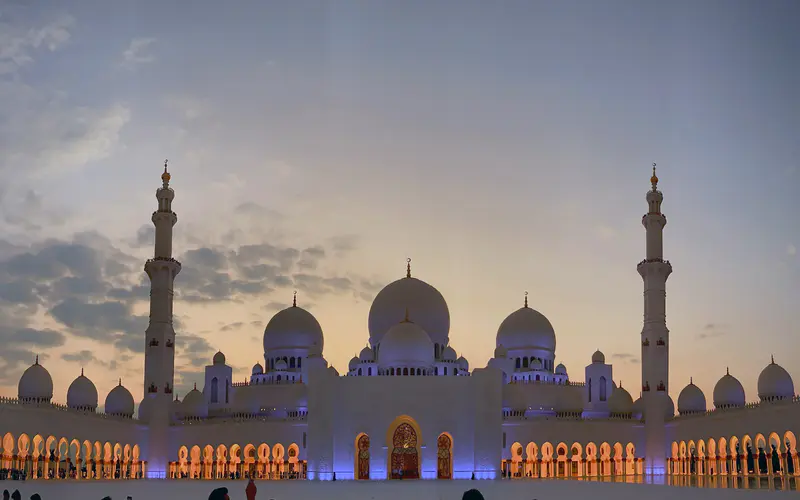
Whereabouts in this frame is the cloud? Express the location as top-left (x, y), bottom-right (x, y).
top-left (0, 9), bottom-right (74, 75)
top-left (787, 244), bottom-right (797, 258)
top-left (120, 37), bottom-right (157, 68)
top-left (610, 353), bottom-right (639, 364)
top-left (593, 224), bottom-right (618, 241)
top-left (697, 323), bottom-right (727, 340)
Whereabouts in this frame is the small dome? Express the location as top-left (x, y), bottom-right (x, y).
top-left (251, 363), bottom-right (264, 375)
top-left (494, 345), bottom-right (508, 359)
top-left (182, 385), bottom-right (207, 419)
top-left (555, 363), bottom-right (567, 375)
top-left (138, 396), bottom-right (152, 422)
top-left (496, 305), bottom-right (556, 352)
top-left (713, 369), bottom-right (746, 409)
top-left (442, 346), bottom-right (457, 361)
top-left (104, 381), bottom-right (135, 417)
top-left (213, 351), bottom-right (226, 365)
top-left (677, 380), bottom-right (707, 415)
top-left (263, 304), bottom-right (324, 352)
top-left (66, 370), bottom-right (98, 410)
top-left (661, 393), bottom-right (675, 419)
top-left (757, 357), bottom-right (795, 401)
top-left (609, 385), bottom-right (634, 415)
top-left (378, 320), bottom-right (434, 368)
top-left (368, 273), bottom-right (450, 347)
top-left (359, 346), bottom-right (373, 362)
top-left (348, 356), bottom-right (359, 371)
top-left (457, 356), bottom-right (469, 371)
top-left (18, 358), bottom-right (53, 402)
top-left (275, 359), bottom-right (288, 371)
top-left (591, 350), bottom-right (605, 364)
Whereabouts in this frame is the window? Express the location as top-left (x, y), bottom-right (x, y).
top-left (588, 379), bottom-right (592, 403)
top-left (599, 376), bottom-right (607, 401)
top-left (210, 377), bottom-right (218, 403)
top-left (225, 380), bottom-right (229, 404)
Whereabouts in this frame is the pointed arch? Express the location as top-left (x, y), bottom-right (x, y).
top-left (355, 433), bottom-right (370, 480)
top-left (436, 432), bottom-right (453, 479)
top-left (386, 415), bottom-right (422, 480)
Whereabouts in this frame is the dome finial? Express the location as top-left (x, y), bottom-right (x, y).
top-left (619, 380), bottom-right (623, 389)
top-left (524, 291), bottom-right (529, 308)
top-left (34, 355), bottom-right (39, 365)
top-left (771, 354), bottom-right (775, 364)
top-left (293, 290), bottom-right (297, 307)
top-left (193, 382), bottom-right (197, 390)
top-left (161, 159), bottom-right (171, 185)
top-left (81, 367), bottom-right (84, 376)
top-left (690, 376), bottom-right (693, 385)
top-left (650, 162), bottom-right (658, 191)
top-left (726, 366), bottom-right (729, 376)
top-left (406, 257), bottom-right (412, 278)
top-left (118, 378), bottom-right (122, 386)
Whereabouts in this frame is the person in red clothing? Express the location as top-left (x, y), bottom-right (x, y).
top-left (246, 478), bottom-right (257, 500)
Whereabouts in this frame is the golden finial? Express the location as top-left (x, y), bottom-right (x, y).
top-left (650, 162), bottom-right (658, 191)
top-left (293, 290), bottom-right (297, 307)
top-left (118, 378), bottom-right (122, 386)
top-left (771, 354), bottom-right (775, 364)
top-left (81, 367), bottom-right (84, 376)
top-left (726, 366), bottom-right (729, 376)
top-left (619, 380), bottom-right (623, 389)
top-left (193, 382), bottom-right (197, 390)
top-left (34, 355), bottom-right (39, 365)
top-left (690, 377), bottom-right (693, 385)
top-left (406, 258), bottom-right (412, 278)
top-left (524, 291), bottom-right (529, 308)
top-left (161, 159), bottom-right (171, 184)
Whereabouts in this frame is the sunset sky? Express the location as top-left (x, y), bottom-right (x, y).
top-left (0, 1), bottom-right (797, 410)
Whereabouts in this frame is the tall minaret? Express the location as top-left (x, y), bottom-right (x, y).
top-left (143, 160), bottom-right (182, 477)
top-left (637, 163), bottom-right (672, 475)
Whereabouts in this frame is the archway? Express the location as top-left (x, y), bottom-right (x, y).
top-left (386, 416), bottom-right (421, 479)
top-left (355, 433), bottom-right (370, 480)
top-left (436, 433), bottom-right (452, 479)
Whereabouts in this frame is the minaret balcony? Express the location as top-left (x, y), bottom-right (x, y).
top-left (147, 383), bottom-right (158, 394)
top-left (636, 258), bottom-right (673, 278)
top-left (149, 338), bottom-right (159, 347)
top-left (642, 382), bottom-right (651, 392)
top-left (166, 339), bottom-right (174, 348)
top-left (642, 338), bottom-right (650, 347)
top-left (657, 381), bottom-right (666, 392)
top-left (656, 337), bottom-right (666, 346)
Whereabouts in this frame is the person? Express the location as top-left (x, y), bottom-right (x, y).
top-left (209, 487), bottom-right (229, 500)
top-left (10, 491), bottom-right (20, 500)
top-left (3, 490), bottom-right (9, 500)
top-left (246, 478), bottom-right (257, 500)
top-left (462, 489), bottom-right (484, 500)
top-left (29, 495), bottom-right (41, 500)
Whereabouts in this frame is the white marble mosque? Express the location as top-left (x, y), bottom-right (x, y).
top-left (0, 164), bottom-right (798, 484)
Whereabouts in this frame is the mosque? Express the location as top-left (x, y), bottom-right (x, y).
top-left (0, 163), bottom-right (798, 483)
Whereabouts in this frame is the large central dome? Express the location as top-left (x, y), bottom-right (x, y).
top-left (368, 263), bottom-right (450, 346)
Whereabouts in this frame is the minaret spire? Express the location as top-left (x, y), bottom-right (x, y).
top-left (637, 163), bottom-right (672, 475)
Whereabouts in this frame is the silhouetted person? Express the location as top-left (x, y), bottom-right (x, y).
top-left (3, 490), bottom-right (9, 500)
top-left (245, 478), bottom-right (257, 500)
top-left (29, 495), bottom-right (41, 500)
top-left (208, 487), bottom-right (229, 500)
top-left (10, 491), bottom-right (20, 500)
top-left (771, 444), bottom-right (781, 474)
top-left (462, 489), bottom-right (484, 500)
top-left (101, 497), bottom-right (111, 500)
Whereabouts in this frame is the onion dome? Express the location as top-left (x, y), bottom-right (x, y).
top-left (67, 369), bottom-right (98, 410)
top-left (104, 380), bottom-right (135, 417)
top-left (496, 293), bottom-right (556, 352)
top-left (18, 356), bottom-right (53, 403)
top-left (757, 356), bottom-right (795, 401)
top-left (632, 397), bottom-right (643, 419)
top-left (378, 313), bottom-right (435, 369)
top-left (494, 345), bottom-right (508, 359)
top-left (677, 379), bottom-right (707, 415)
top-left (713, 368), bottom-right (746, 409)
top-left (348, 356), bottom-right (359, 372)
top-left (275, 359), bottom-right (288, 371)
top-left (182, 384), bottom-right (207, 419)
top-left (213, 351), bottom-right (226, 365)
top-left (251, 363), bottom-right (264, 375)
top-left (662, 394), bottom-right (675, 419)
top-left (263, 294), bottom-right (324, 352)
top-left (609, 384), bottom-right (634, 415)
top-left (368, 259), bottom-right (450, 346)
top-left (591, 350), bottom-right (605, 364)
top-left (457, 356), bottom-right (469, 371)
top-left (359, 346), bottom-right (373, 362)
top-left (555, 363), bottom-right (567, 376)
top-left (138, 396), bottom-right (152, 422)
top-left (442, 346), bottom-right (457, 361)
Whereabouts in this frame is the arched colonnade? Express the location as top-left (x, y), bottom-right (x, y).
top-left (670, 431), bottom-right (798, 477)
top-left (502, 441), bottom-right (642, 479)
top-left (170, 442), bottom-right (305, 480)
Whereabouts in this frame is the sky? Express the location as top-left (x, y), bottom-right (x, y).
top-left (0, 0), bottom-right (798, 411)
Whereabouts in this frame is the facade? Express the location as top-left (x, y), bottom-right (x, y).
top-left (0, 164), bottom-right (798, 482)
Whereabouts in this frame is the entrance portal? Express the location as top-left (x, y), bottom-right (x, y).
top-left (390, 423), bottom-right (419, 479)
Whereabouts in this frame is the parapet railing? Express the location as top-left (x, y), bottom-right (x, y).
top-left (174, 411), bottom-right (308, 425)
top-left (0, 397), bottom-right (138, 422)
top-left (672, 395), bottom-right (800, 420)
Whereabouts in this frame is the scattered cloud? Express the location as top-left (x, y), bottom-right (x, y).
top-left (697, 323), bottom-right (727, 340)
top-left (0, 10), bottom-right (74, 75)
top-left (610, 352), bottom-right (639, 364)
top-left (120, 37), bottom-right (157, 68)
top-left (787, 244), bottom-right (796, 258)
top-left (593, 224), bottom-right (618, 241)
